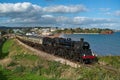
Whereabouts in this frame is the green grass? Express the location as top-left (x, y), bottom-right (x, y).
top-left (99, 56), bottom-right (120, 68)
top-left (2, 39), bottom-right (14, 53)
top-left (13, 53), bottom-right (39, 61)
top-left (75, 65), bottom-right (120, 80)
top-left (0, 65), bottom-right (49, 80)
top-left (0, 38), bottom-right (120, 80)
top-left (0, 39), bottom-right (67, 80)
top-left (0, 38), bottom-right (14, 59)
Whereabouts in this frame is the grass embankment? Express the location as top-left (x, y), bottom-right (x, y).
top-left (0, 38), bottom-right (120, 80)
top-left (99, 56), bottom-right (120, 69)
top-left (0, 38), bottom-right (10, 59)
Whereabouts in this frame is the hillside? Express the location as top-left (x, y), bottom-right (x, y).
top-left (55, 28), bottom-right (114, 34)
top-left (0, 38), bottom-right (120, 80)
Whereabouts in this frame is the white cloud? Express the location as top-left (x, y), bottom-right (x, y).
top-left (0, 2), bottom-right (42, 13)
top-left (73, 17), bottom-right (90, 24)
top-left (0, 2), bottom-right (87, 16)
top-left (41, 15), bottom-right (54, 18)
top-left (43, 5), bottom-right (87, 13)
top-left (104, 12), bottom-right (112, 15)
top-left (56, 16), bottom-right (69, 23)
top-left (0, 2), bottom-right (87, 24)
top-left (115, 10), bottom-right (120, 16)
top-left (99, 8), bottom-right (111, 12)
top-left (2, 14), bottom-right (119, 29)
top-left (0, 2), bottom-right (119, 29)
top-left (0, 2), bottom-right (43, 21)
top-left (72, 17), bottom-right (115, 25)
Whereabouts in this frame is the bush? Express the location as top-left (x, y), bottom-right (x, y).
top-left (14, 65), bottom-right (25, 73)
top-left (7, 61), bottom-right (17, 67)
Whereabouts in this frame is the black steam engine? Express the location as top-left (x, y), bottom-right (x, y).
top-left (17, 35), bottom-right (97, 64)
top-left (42, 37), bottom-right (97, 64)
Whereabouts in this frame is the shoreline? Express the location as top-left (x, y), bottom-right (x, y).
top-left (73, 33), bottom-right (99, 34)
top-left (46, 32), bottom-right (114, 38)
top-left (46, 33), bottom-right (62, 38)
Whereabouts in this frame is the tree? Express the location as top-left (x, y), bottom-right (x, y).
top-left (1, 30), bottom-right (7, 36)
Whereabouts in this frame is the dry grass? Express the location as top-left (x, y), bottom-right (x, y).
top-left (0, 38), bottom-right (120, 80)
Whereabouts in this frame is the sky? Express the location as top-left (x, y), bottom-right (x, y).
top-left (0, 0), bottom-right (120, 29)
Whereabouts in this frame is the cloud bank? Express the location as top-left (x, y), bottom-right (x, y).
top-left (0, 2), bottom-right (119, 29)
top-left (43, 5), bottom-right (87, 13)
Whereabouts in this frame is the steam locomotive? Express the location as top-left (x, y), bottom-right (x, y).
top-left (17, 35), bottom-right (98, 64)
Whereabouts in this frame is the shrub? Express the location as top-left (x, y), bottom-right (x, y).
top-left (7, 61), bottom-right (17, 67)
top-left (14, 65), bottom-right (25, 73)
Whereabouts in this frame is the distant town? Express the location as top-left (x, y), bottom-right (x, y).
top-left (0, 26), bottom-right (118, 37)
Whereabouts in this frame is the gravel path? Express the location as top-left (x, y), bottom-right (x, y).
top-left (16, 39), bottom-right (81, 68)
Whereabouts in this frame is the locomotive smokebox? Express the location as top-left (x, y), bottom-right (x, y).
top-left (80, 38), bottom-right (84, 42)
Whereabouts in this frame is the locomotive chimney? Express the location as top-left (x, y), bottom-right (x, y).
top-left (80, 38), bottom-right (84, 42)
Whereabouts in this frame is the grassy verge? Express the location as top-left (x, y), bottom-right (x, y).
top-left (99, 56), bottom-right (120, 69)
top-left (0, 38), bottom-right (120, 80)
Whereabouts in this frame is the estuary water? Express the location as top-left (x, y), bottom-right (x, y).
top-left (61, 32), bottom-right (120, 56)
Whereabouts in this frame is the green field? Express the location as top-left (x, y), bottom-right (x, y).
top-left (0, 38), bottom-right (120, 80)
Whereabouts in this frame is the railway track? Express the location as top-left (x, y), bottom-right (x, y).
top-left (16, 37), bottom-right (119, 73)
top-left (16, 38), bottom-right (81, 68)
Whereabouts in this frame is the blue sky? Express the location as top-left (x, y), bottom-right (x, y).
top-left (0, 0), bottom-right (120, 29)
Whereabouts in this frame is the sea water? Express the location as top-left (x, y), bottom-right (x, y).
top-left (61, 32), bottom-right (120, 56)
